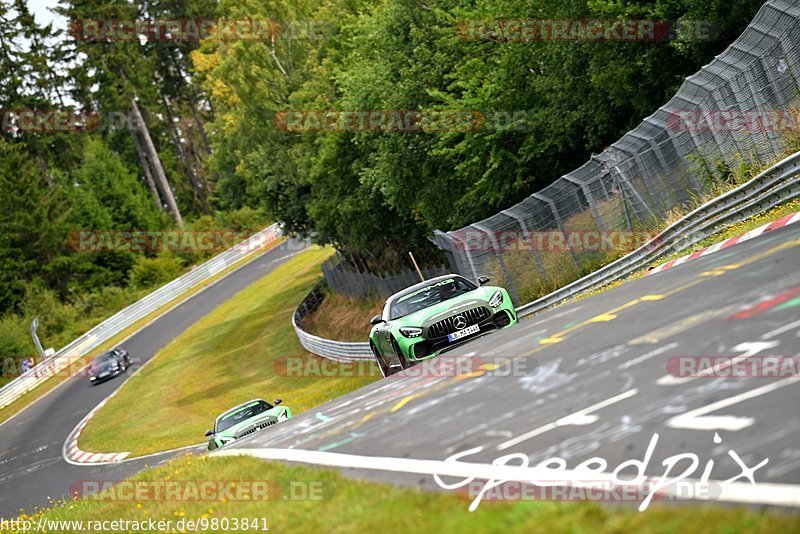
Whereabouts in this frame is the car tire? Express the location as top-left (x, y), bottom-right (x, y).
top-left (390, 338), bottom-right (410, 371)
top-left (370, 341), bottom-right (390, 378)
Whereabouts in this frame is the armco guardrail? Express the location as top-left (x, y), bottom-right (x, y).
top-left (292, 282), bottom-right (373, 362)
top-left (0, 224), bottom-right (281, 410)
top-left (294, 151), bottom-right (800, 361)
top-left (516, 150), bottom-right (800, 317)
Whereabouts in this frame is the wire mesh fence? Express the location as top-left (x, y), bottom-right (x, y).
top-left (432, 0), bottom-right (800, 306)
top-left (322, 253), bottom-right (450, 298)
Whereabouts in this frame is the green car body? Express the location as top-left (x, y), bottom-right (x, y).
top-left (205, 398), bottom-right (292, 451)
top-left (369, 274), bottom-right (517, 377)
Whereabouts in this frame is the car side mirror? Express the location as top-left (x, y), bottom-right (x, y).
top-left (477, 276), bottom-right (490, 286)
top-left (204, 429), bottom-right (214, 437)
top-left (370, 314), bottom-right (384, 326)
top-left (274, 398), bottom-right (282, 405)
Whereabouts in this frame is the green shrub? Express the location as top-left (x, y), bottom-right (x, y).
top-left (129, 255), bottom-right (184, 289)
top-left (0, 314), bottom-right (35, 359)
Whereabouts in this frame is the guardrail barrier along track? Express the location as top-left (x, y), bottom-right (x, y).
top-left (0, 224), bottom-right (281, 410)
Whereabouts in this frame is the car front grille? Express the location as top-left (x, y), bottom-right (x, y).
top-left (427, 306), bottom-right (491, 338)
top-left (234, 418), bottom-right (277, 439)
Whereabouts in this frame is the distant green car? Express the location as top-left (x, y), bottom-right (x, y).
top-left (205, 398), bottom-right (292, 451)
top-left (369, 274), bottom-right (517, 377)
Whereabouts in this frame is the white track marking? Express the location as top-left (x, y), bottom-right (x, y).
top-left (496, 389), bottom-right (638, 451)
top-left (761, 318), bottom-right (800, 340)
top-left (666, 376), bottom-right (800, 431)
top-left (214, 447), bottom-right (800, 507)
top-left (618, 343), bottom-right (679, 370)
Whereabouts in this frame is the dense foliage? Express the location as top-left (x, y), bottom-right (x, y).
top-left (0, 0), bottom-right (763, 354)
top-left (197, 0), bottom-right (764, 268)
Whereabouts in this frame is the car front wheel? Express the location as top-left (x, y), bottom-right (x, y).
top-left (371, 341), bottom-right (391, 378)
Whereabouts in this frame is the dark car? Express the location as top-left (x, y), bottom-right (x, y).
top-left (88, 349), bottom-right (131, 384)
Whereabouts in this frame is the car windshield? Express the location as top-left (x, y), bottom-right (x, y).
top-left (216, 400), bottom-right (273, 432)
top-left (91, 353), bottom-right (115, 367)
top-left (389, 277), bottom-right (477, 320)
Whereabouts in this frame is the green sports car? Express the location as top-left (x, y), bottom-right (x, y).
top-left (205, 398), bottom-right (293, 450)
top-left (369, 274), bottom-right (517, 377)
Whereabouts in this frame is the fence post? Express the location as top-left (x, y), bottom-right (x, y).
top-left (473, 222), bottom-right (520, 304)
top-left (533, 193), bottom-right (580, 267)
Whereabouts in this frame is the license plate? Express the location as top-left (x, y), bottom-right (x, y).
top-left (447, 324), bottom-right (480, 342)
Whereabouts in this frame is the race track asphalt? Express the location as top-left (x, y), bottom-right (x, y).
top-left (4, 223), bottom-right (800, 516)
top-left (0, 239), bottom-right (307, 518)
top-left (226, 224), bottom-right (800, 508)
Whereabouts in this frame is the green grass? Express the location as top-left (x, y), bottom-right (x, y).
top-left (649, 196), bottom-right (800, 269)
top-left (79, 246), bottom-right (379, 456)
top-left (14, 454), bottom-right (800, 533)
top-left (0, 239), bottom-right (285, 428)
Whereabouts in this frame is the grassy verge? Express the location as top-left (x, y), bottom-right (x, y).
top-left (15, 454), bottom-right (800, 532)
top-left (0, 239), bottom-right (284, 427)
top-left (649, 196), bottom-right (800, 269)
top-left (79, 246), bottom-right (379, 457)
top-left (569, 196), bottom-right (800, 304)
top-left (301, 290), bottom-right (383, 342)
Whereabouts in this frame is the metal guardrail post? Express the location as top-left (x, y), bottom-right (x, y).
top-left (30, 318), bottom-right (46, 359)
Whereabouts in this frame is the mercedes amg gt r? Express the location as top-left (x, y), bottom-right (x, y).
top-left (205, 398), bottom-right (293, 450)
top-left (369, 274), bottom-right (517, 377)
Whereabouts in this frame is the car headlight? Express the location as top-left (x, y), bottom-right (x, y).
top-left (399, 327), bottom-right (423, 338)
top-left (489, 290), bottom-right (504, 308)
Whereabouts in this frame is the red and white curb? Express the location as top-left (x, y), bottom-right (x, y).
top-left (647, 211), bottom-right (800, 276)
top-left (63, 397), bottom-right (130, 464)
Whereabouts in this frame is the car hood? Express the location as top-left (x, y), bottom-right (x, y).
top-left (391, 286), bottom-right (498, 327)
top-left (215, 407), bottom-right (287, 439)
